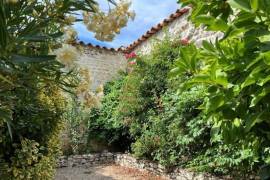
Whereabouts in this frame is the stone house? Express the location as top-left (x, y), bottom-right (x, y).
top-left (74, 7), bottom-right (222, 90)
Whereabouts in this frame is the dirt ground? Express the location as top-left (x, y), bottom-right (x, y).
top-left (55, 164), bottom-right (168, 180)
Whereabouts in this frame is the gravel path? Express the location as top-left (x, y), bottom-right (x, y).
top-left (55, 164), bottom-right (168, 180)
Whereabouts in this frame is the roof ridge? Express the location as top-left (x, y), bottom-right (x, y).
top-left (73, 7), bottom-right (190, 53)
top-left (73, 41), bottom-right (123, 52)
top-left (123, 7), bottom-right (190, 53)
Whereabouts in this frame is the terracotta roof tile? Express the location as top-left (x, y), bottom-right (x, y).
top-left (123, 7), bottom-right (190, 53)
top-left (73, 7), bottom-right (190, 53)
top-left (73, 41), bottom-right (119, 52)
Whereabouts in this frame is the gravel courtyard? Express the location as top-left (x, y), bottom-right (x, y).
top-left (55, 164), bottom-right (167, 180)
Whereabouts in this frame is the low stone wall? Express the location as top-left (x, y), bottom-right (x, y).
top-left (57, 153), bottom-right (221, 180)
top-left (57, 153), bottom-right (115, 168)
top-left (114, 154), bottom-right (219, 180)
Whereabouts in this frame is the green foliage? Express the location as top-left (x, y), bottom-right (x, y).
top-left (173, 0), bottom-right (270, 177)
top-left (132, 85), bottom-right (209, 167)
top-left (187, 144), bottom-right (259, 176)
top-left (87, 72), bottom-right (131, 151)
top-left (0, 138), bottom-right (61, 180)
top-left (88, 2), bottom-right (270, 176)
top-left (62, 100), bottom-right (91, 155)
top-left (0, 84), bottom-right (66, 179)
top-left (0, 0), bottom-right (97, 178)
top-left (170, 44), bottom-right (200, 77)
top-left (117, 40), bottom-right (182, 138)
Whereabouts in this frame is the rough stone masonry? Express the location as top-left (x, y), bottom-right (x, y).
top-left (74, 7), bottom-right (223, 90)
top-left (57, 153), bottom-right (221, 180)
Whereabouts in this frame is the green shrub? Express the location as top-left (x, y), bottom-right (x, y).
top-left (132, 84), bottom-right (209, 167)
top-left (173, 0), bottom-right (270, 177)
top-left (87, 72), bottom-right (131, 151)
top-left (0, 0), bottom-right (96, 179)
top-left (61, 100), bottom-right (91, 155)
top-left (117, 40), bottom-right (182, 138)
top-left (0, 86), bottom-right (65, 179)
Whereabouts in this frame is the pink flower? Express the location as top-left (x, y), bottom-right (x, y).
top-left (129, 61), bottom-right (136, 65)
top-left (124, 52), bottom-right (137, 59)
top-left (180, 38), bottom-right (189, 45)
top-left (129, 52), bottom-right (137, 58)
top-left (125, 54), bottom-right (130, 59)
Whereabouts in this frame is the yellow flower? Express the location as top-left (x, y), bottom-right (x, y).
top-left (95, 85), bottom-right (104, 100)
top-left (96, 85), bottom-right (103, 94)
top-left (65, 15), bottom-right (76, 24)
top-left (54, 44), bottom-right (80, 68)
top-left (83, 92), bottom-right (101, 108)
top-left (83, 0), bottom-right (135, 41)
top-left (83, 12), bottom-right (90, 24)
top-left (64, 27), bottom-right (77, 43)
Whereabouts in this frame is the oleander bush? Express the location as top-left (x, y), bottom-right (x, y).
top-left (0, 0), bottom-right (133, 179)
top-left (0, 1), bottom-right (84, 178)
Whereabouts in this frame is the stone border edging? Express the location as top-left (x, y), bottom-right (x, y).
top-left (57, 153), bottom-right (221, 180)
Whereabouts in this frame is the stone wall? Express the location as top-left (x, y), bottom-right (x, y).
top-left (76, 46), bottom-right (127, 90)
top-left (133, 8), bottom-right (223, 55)
top-left (57, 153), bottom-right (221, 180)
top-left (74, 8), bottom-right (223, 89)
top-left (57, 153), bottom-right (115, 168)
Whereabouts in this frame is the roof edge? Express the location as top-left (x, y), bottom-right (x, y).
top-left (123, 7), bottom-right (190, 53)
top-left (72, 41), bottom-right (123, 52)
top-left (72, 7), bottom-right (190, 53)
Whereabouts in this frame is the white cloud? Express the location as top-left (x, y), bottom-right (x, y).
top-left (73, 0), bottom-right (180, 48)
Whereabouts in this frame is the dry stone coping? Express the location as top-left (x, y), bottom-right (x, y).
top-left (57, 152), bottom-right (223, 180)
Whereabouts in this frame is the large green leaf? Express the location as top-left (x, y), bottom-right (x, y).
top-left (241, 64), bottom-right (265, 89)
top-left (245, 113), bottom-right (264, 132)
top-left (210, 18), bottom-right (229, 32)
top-left (250, 87), bottom-right (270, 107)
top-left (214, 70), bottom-right (229, 87)
top-left (250, 0), bottom-right (259, 12)
top-left (205, 94), bottom-right (225, 113)
top-left (202, 40), bottom-right (217, 53)
top-left (195, 15), bottom-right (215, 25)
top-left (228, 0), bottom-right (251, 12)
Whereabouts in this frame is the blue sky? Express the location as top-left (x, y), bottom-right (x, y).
top-left (73, 0), bottom-right (180, 48)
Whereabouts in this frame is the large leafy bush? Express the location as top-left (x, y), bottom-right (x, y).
top-left (172, 0), bottom-right (270, 178)
top-left (0, 1), bottom-right (96, 178)
top-left (87, 72), bottom-right (131, 151)
top-left (0, 0), bottom-right (130, 178)
top-left (117, 40), bottom-right (182, 138)
top-left (132, 84), bottom-right (209, 167)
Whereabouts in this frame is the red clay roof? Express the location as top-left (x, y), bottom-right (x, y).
top-left (123, 7), bottom-right (190, 53)
top-left (74, 41), bottom-right (123, 52)
top-left (74, 7), bottom-right (190, 53)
